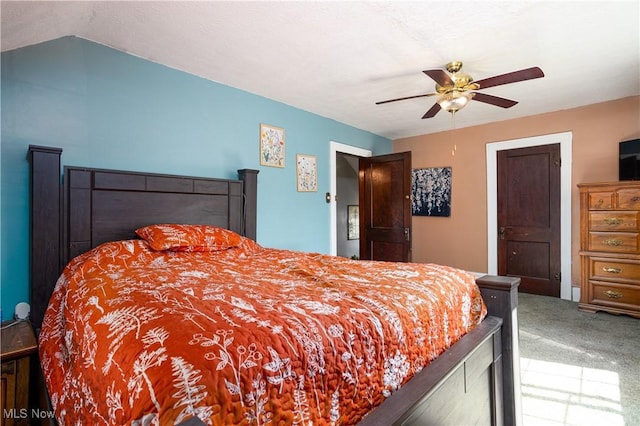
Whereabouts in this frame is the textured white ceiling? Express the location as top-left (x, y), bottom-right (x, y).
top-left (2, 1), bottom-right (639, 140)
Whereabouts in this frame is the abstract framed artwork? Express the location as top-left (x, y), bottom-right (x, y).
top-left (259, 123), bottom-right (285, 167)
top-left (296, 154), bottom-right (317, 192)
top-left (412, 167), bottom-right (452, 217)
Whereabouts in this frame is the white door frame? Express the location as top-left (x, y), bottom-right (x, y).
top-left (486, 132), bottom-right (573, 300)
top-left (329, 141), bottom-right (372, 256)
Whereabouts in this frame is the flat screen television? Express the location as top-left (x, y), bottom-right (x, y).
top-left (619, 139), bottom-right (640, 180)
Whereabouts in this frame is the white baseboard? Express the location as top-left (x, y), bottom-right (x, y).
top-left (572, 286), bottom-right (581, 302)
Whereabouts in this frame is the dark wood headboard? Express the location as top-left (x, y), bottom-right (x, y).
top-left (28, 145), bottom-right (258, 330)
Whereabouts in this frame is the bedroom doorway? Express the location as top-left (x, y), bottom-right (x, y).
top-left (336, 152), bottom-right (361, 259)
top-left (359, 152), bottom-right (412, 262)
top-left (329, 142), bottom-right (371, 257)
top-left (486, 132), bottom-right (573, 300)
top-left (497, 144), bottom-right (561, 297)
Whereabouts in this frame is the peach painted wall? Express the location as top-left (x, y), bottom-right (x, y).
top-left (394, 95), bottom-right (640, 286)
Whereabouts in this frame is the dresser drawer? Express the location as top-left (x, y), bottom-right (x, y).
top-left (618, 189), bottom-right (640, 210)
top-left (588, 257), bottom-right (640, 284)
top-left (588, 211), bottom-right (640, 231)
top-left (588, 192), bottom-right (614, 210)
top-left (587, 232), bottom-right (640, 253)
top-left (589, 282), bottom-right (640, 310)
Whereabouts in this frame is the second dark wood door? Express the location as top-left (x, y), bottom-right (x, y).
top-left (359, 152), bottom-right (412, 262)
top-left (497, 144), bottom-right (561, 296)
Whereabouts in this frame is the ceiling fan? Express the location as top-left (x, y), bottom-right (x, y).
top-left (376, 61), bottom-right (544, 119)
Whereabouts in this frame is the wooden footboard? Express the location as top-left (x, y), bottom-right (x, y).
top-left (477, 274), bottom-right (522, 426)
top-left (359, 275), bottom-right (520, 426)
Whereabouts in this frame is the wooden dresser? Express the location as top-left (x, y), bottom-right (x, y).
top-left (578, 181), bottom-right (640, 318)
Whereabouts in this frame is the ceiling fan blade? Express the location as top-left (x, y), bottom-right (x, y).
top-left (423, 69), bottom-right (455, 87)
top-left (422, 103), bottom-right (441, 119)
top-left (472, 92), bottom-right (519, 108)
top-left (376, 92), bottom-right (437, 105)
top-left (473, 67), bottom-right (544, 89)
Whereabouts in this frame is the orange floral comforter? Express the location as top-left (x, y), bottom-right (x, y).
top-left (39, 237), bottom-right (486, 425)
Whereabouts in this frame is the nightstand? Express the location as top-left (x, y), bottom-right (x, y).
top-left (1, 321), bottom-right (37, 426)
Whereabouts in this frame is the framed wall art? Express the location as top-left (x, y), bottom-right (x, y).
top-left (259, 123), bottom-right (285, 167)
top-left (412, 167), bottom-right (452, 217)
top-left (296, 154), bottom-right (317, 192)
top-left (347, 205), bottom-right (359, 240)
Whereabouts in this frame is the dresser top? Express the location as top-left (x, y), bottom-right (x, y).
top-left (578, 180), bottom-right (640, 189)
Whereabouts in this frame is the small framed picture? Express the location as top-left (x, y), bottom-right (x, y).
top-left (296, 154), bottom-right (317, 192)
top-left (348, 205), bottom-right (359, 240)
top-left (259, 123), bottom-right (285, 168)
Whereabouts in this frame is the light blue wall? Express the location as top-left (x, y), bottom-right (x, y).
top-left (0, 36), bottom-right (391, 320)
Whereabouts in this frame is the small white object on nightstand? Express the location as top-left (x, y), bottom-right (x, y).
top-left (14, 302), bottom-right (30, 320)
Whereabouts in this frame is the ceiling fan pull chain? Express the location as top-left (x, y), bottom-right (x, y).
top-left (451, 112), bottom-right (457, 157)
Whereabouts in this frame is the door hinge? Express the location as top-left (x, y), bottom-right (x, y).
top-left (404, 227), bottom-right (411, 242)
top-left (554, 157), bottom-right (561, 167)
top-left (554, 272), bottom-right (561, 281)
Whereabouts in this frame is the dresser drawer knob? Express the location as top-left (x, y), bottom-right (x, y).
top-left (603, 239), bottom-right (623, 246)
top-left (603, 218), bottom-right (622, 225)
top-left (632, 196), bottom-right (640, 202)
top-left (602, 267), bottom-right (622, 274)
top-left (603, 290), bottom-right (623, 299)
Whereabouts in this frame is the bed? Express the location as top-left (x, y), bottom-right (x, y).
top-left (28, 145), bottom-right (521, 425)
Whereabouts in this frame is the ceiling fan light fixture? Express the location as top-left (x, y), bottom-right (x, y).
top-left (377, 61), bottom-right (544, 120)
top-left (437, 91), bottom-right (473, 114)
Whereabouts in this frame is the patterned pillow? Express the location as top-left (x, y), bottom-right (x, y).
top-left (135, 224), bottom-right (243, 252)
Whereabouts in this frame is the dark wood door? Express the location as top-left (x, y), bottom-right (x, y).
top-left (359, 152), bottom-right (412, 261)
top-left (497, 144), bottom-right (561, 296)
